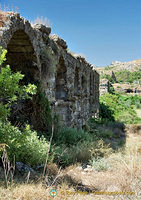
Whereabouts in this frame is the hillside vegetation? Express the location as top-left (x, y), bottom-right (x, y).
top-left (100, 93), bottom-right (141, 124)
top-left (97, 58), bottom-right (141, 73)
top-left (101, 70), bottom-right (141, 83)
top-left (97, 58), bottom-right (141, 84)
top-left (115, 70), bottom-right (141, 83)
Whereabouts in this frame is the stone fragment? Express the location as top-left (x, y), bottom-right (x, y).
top-left (84, 168), bottom-right (93, 172)
top-left (16, 162), bottom-right (35, 174)
top-left (50, 34), bottom-right (67, 49)
top-left (34, 24), bottom-right (51, 35)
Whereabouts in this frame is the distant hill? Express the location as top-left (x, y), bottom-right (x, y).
top-left (97, 59), bottom-right (141, 84)
top-left (97, 59), bottom-right (141, 74)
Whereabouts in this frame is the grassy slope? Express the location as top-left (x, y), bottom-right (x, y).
top-left (0, 126), bottom-right (140, 200)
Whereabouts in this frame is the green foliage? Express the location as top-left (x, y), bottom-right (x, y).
top-left (52, 126), bottom-right (112, 167)
top-left (34, 91), bottom-right (60, 135)
top-left (109, 86), bottom-right (115, 94)
top-left (52, 127), bottom-right (95, 166)
top-left (0, 47), bottom-right (49, 167)
top-left (0, 48), bottom-right (37, 120)
top-left (0, 65), bottom-right (23, 100)
top-left (100, 93), bottom-right (141, 124)
top-left (89, 118), bottom-right (125, 141)
top-left (99, 102), bottom-right (115, 122)
top-left (54, 138), bottom-right (111, 167)
top-left (115, 70), bottom-right (141, 83)
top-left (0, 65), bottom-right (37, 102)
top-left (100, 74), bottom-right (115, 83)
top-left (101, 69), bottom-right (141, 83)
top-left (0, 47), bottom-right (7, 65)
top-left (0, 104), bottom-right (9, 121)
top-left (54, 141), bottom-right (93, 166)
top-left (53, 127), bottom-right (92, 146)
top-left (0, 121), bottom-right (49, 166)
top-left (135, 100), bottom-right (141, 109)
top-left (104, 66), bottom-right (110, 70)
top-left (24, 83), bottom-right (37, 96)
top-left (38, 92), bottom-right (52, 132)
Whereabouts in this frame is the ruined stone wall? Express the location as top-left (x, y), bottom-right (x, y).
top-left (0, 12), bottom-right (99, 128)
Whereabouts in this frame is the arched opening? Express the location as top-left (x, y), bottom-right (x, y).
top-left (82, 74), bottom-right (87, 93)
top-left (74, 67), bottom-right (79, 95)
top-left (55, 57), bottom-right (68, 100)
top-left (6, 30), bottom-right (39, 84)
top-left (5, 30), bottom-right (40, 130)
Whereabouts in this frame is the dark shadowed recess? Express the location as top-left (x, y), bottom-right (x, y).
top-left (5, 30), bottom-right (42, 130)
top-left (6, 30), bottom-right (39, 85)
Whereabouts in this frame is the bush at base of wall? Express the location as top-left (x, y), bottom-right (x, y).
top-left (0, 121), bottom-right (50, 166)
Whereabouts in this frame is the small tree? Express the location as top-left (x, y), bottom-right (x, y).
top-left (0, 47), bottom-right (37, 120)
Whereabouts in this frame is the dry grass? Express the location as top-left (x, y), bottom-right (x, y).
top-left (0, 4), bottom-right (18, 13)
top-left (0, 4), bottom-right (19, 27)
top-left (0, 129), bottom-right (141, 200)
top-left (108, 133), bottom-right (141, 193)
top-left (31, 16), bottom-right (51, 27)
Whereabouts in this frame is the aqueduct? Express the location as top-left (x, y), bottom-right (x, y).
top-left (0, 12), bottom-right (99, 128)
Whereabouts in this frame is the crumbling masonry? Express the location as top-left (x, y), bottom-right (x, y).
top-left (0, 12), bottom-right (99, 128)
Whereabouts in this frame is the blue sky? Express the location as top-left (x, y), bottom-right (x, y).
top-left (1, 0), bottom-right (141, 66)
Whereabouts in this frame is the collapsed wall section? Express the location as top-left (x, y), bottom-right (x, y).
top-left (0, 12), bottom-right (99, 128)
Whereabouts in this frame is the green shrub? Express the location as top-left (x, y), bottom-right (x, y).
top-left (53, 127), bottom-right (92, 146)
top-left (0, 47), bottom-right (51, 167)
top-left (135, 100), bottom-right (141, 109)
top-left (54, 137), bottom-right (112, 167)
top-left (100, 74), bottom-right (115, 83)
top-left (0, 121), bottom-right (49, 166)
top-left (89, 119), bottom-right (125, 142)
top-left (54, 141), bottom-right (93, 166)
top-left (52, 126), bottom-right (113, 167)
top-left (99, 130), bottom-right (113, 138)
top-left (0, 47), bottom-right (37, 121)
top-left (31, 91), bottom-right (53, 133)
top-left (104, 121), bottom-right (125, 130)
top-left (99, 102), bottom-right (115, 122)
top-left (115, 70), bottom-right (141, 83)
top-left (100, 93), bottom-right (141, 124)
top-left (31, 91), bottom-right (60, 135)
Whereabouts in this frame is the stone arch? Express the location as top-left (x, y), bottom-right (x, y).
top-left (6, 30), bottom-right (39, 84)
top-left (81, 74), bottom-right (87, 93)
top-left (55, 56), bottom-right (68, 100)
top-left (74, 67), bottom-right (79, 95)
top-left (0, 14), bottom-right (41, 84)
